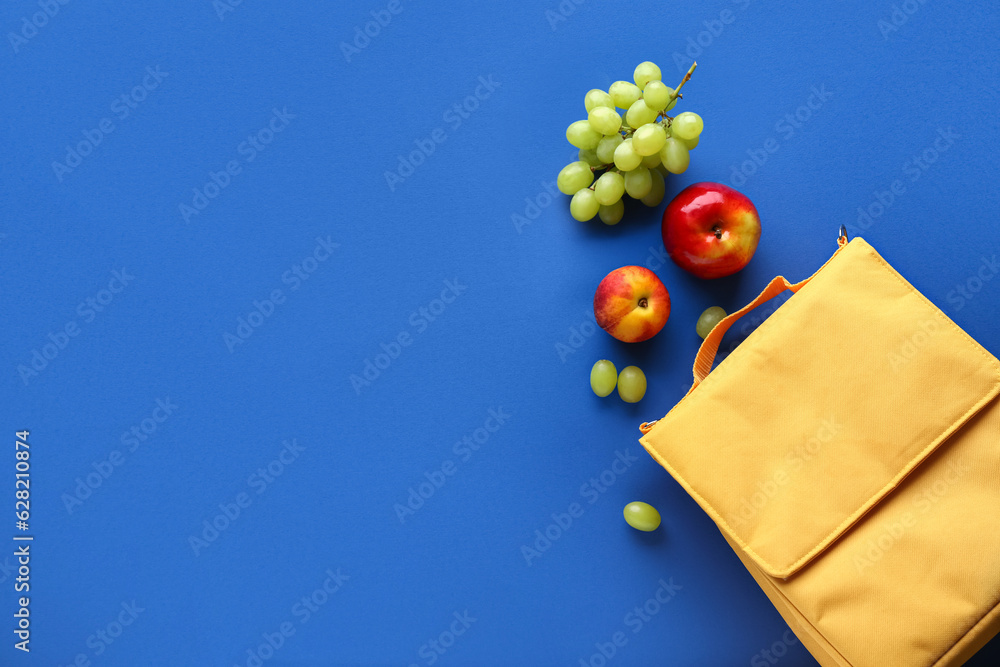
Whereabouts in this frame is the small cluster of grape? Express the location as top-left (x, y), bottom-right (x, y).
top-left (557, 61), bottom-right (704, 225)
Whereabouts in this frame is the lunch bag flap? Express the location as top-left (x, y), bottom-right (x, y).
top-left (639, 238), bottom-right (1000, 578)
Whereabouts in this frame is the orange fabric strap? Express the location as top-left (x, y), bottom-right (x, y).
top-left (690, 236), bottom-right (848, 390)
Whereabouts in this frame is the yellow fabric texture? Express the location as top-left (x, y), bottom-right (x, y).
top-left (639, 237), bottom-right (1000, 667)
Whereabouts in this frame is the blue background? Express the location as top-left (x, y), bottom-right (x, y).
top-left (2, 0), bottom-right (999, 665)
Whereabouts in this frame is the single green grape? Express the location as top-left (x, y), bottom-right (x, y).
top-left (659, 137), bottom-right (690, 174)
top-left (633, 61), bottom-right (662, 90)
top-left (590, 360), bottom-right (618, 396)
top-left (623, 501), bottom-right (661, 532)
top-left (679, 134), bottom-right (699, 150)
top-left (641, 80), bottom-right (671, 111)
top-left (631, 123), bottom-right (666, 156)
top-left (588, 106), bottom-right (622, 136)
top-left (569, 188), bottom-right (600, 221)
top-left (567, 120), bottom-right (603, 150)
top-left (640, 169), bottom-right (665, 207)
top-left (598, 201), bottom-right (624, 226)
top-left (613, 138), bottom-right (642, 171)
top-left (671, 112), bottom-right (704, 141)
top-left (624, 167), bottom-right (652, 199)
top-left (578, 147), bottom-right (603, 167)
top-left (594, 172), bottom-right (625, 206)
top-left (556, 161), bottom-right (594, 195)
top-left (609, 80), bottom-right (642, 110)
top-left (625, 99), bottom-right (658, 129)
top-left (696, 306), bottom-right (727, 339)
top-left (617, 366), bottom-right (647, 403)
top-left (640, 152), bottom-right (660, 169)
top-left (584, 88), bottom-right (614, 112)
top-left (596, 135), bottom-right (623, 164)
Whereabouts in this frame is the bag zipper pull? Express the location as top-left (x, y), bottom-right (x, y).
top-left (639, 419), bottom-right (659, 434)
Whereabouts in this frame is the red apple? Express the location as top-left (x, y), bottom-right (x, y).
top-left (593, 266), bottom-right (670, 343)
top-left (662, 182), bottom-right (761, 279)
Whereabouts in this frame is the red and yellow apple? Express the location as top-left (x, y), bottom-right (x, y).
top-left (593, 266), bottom-right (670, 343)
top-left (662, 182), bottom-right (761, 279)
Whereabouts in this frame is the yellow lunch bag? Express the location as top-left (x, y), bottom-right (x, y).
top-left (638, 232), bottom-right (1000, 667)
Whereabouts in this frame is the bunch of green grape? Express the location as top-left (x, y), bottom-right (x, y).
top-left (557, 61), bottom-right (704, 225)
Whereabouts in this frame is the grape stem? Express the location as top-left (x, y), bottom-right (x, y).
top-left (672, 61), bottom-right (697, 102)
top-left (658, 61), bottom-right (698, 123)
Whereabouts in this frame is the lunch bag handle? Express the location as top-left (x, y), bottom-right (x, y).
top-left (690, 233), bottom-right (849, 391)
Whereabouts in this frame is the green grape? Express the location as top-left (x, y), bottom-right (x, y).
top-left (588, 106), bottom-right (622, 135)
top-left (613, 138), bottom-right (642, 171)
top-left (569, 188), bottom-right (600, 221)
top-left (578, 147), bottom-right (603, 167)
top-left (596, 135), bottom-right (623, 164)
top-left (640, 152), bottom-right (660, 169)
top-left (659, 137), bottom-right (690, 174)
top-left (631, 123), bottom-right (666, 156)
top-left (567, 120), bottom-right (603, 150)
top-left (584, 89), bottom-right (614, 112)
top-left (624, 167), bottom-right (652, 199)
top-left (672, 112), bottom-right (704, 141)
top-left (617, 365), bottom-right (646, 403)
top-left (633, 61), bottom-right (662, 90)
top-left (598, 201), bottom-right (624, 226)
top-left (594, 172), bottom-right (625, 206)
top-left (696, 306), bottom-right (727, 339)
top-left (623, 501), bottom-right (661, 532)
top-left (664, 89), bottom-right (678, 112)
top-left (556, 161), bottom-right (594, 195)
top-left (640, 168), bottom-right (665, 207)
top-left (625, 99), bottom-right (658, 129)
top-left (609, 80), bottom-right (642, 110)
top-left (642, 81), bottom-right (671, 111)
top-left (590, 360), bottom-right (618, 395)
top-left (679, 134), bottom-right (699, 150)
